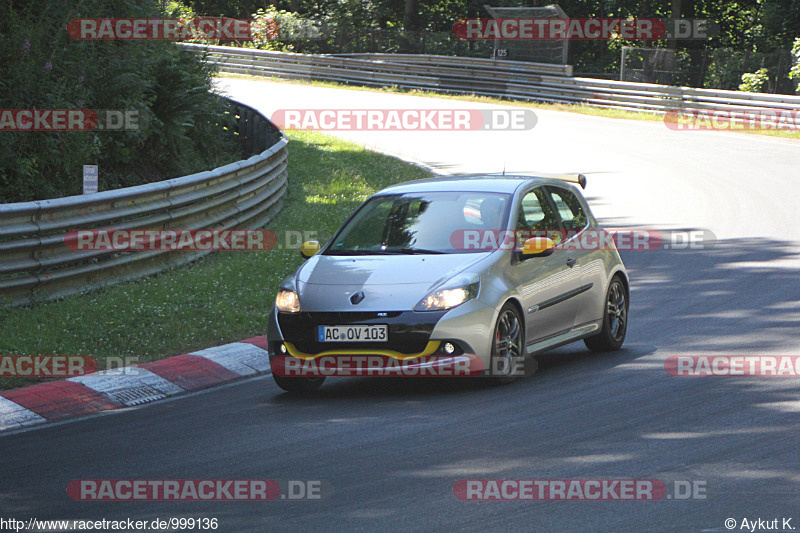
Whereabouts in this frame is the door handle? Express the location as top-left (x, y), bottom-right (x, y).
top-left (566, 257), bottom-right (577, 267)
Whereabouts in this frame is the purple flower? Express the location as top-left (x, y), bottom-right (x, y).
top-left (43, 62), bottom-right (52, 71)
top-left (76, 100), bottom-right (84, 108)
top-left (77, 75), bottom-right (84, 83)
top-left (22, 40), bottom-right (31, 53)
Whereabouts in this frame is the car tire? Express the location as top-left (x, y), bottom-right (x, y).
top-left (584, 276), bottom-right (628, 352)
top-left (273, 375), bottom-right (326, 393)
top-left (491, 302), bottom-right (525, 384)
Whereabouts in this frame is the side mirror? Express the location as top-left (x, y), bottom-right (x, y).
top-left (300, 240), bottom-right (320, 259)
top-left (516, 237), bottom-right (555, 259)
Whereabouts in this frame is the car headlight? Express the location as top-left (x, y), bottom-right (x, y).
top-left (275, 289), bottom-right (301, 313)
top-left (415, 277), bottom-right (479, 311)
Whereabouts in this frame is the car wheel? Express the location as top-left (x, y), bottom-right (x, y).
top-left (584, 276), bottom-right (628, 352)
top-left (491, 302), bottom-right (524, 384)
top-left (273, 375), bottom-right (326, 393)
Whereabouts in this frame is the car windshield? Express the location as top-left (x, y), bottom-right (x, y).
top-left (326, 191), bottom-right (512, 255)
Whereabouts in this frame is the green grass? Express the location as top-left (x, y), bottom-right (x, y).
top-left (0, 131), bottom-right (430, 390)
top-left (221, 73), bottom-right (800, 140)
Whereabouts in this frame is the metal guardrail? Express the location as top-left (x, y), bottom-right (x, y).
top-left (181, 43), bottom-right (573, 96)
top-left (331, 52), bottom-right (574, 77)
top-left (182, 43), bottom-right (800, 116)
top-left (0, 99), bottom-right (288, 306)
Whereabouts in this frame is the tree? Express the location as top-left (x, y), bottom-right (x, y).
top-left (404, 0), bottom-right (420, 31)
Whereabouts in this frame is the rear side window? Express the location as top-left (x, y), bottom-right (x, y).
top-left (517, 188), bottom-right (559, 231)
top-left (546, 187), bottom-right (588, 231)
top-left (515, 187), bottom-right (564, 244)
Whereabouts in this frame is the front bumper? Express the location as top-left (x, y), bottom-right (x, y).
top-left (266, 297), bottom-right (498, 367)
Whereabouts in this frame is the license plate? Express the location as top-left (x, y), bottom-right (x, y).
top-left (318, 325), bottom-right (388, 342)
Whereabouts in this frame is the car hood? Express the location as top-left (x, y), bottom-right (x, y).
top-left (295, 253), bottom-right (490, 311)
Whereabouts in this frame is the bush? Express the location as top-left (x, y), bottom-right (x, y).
top-left (248, 7), bottom-right (318, 52)
top-left (789, 38), bottom-right (800, 93)
top-left (0, 0), bottom-right (239, 203)
top-left (739, 67), bottom-right (770, 92)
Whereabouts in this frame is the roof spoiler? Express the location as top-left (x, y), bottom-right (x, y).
top-left (552, 173), bottom-right (587, 189)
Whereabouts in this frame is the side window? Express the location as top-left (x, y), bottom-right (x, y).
top-left (547, 187), bottom-right (587, 231)
top-left (516, 188), bottom-right (561, 242)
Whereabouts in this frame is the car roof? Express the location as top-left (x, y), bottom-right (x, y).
top-left (375, 174), bottom-right (582, 196)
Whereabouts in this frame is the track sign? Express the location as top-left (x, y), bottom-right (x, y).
top-left (83, 165), bottom-right (98, 194)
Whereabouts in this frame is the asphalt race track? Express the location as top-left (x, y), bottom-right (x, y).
top-left (2, 78), bottom-right (799, 532)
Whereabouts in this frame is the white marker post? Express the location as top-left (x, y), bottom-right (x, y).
top-left (83, 165), bottom-right (98, 194)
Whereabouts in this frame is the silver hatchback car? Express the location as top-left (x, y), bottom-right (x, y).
top-left (267, 175), bottom-right (629, 392)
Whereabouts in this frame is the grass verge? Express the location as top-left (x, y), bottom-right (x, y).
top-left (0, 130), bottom-right (430, 390)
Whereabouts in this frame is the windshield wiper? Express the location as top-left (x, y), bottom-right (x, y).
top-left (390, 248), bottom-right (447, 255)
top-left (327, 248), bottom-right (447, 255)
top-left (326, 249), bottom-right (396, 255)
